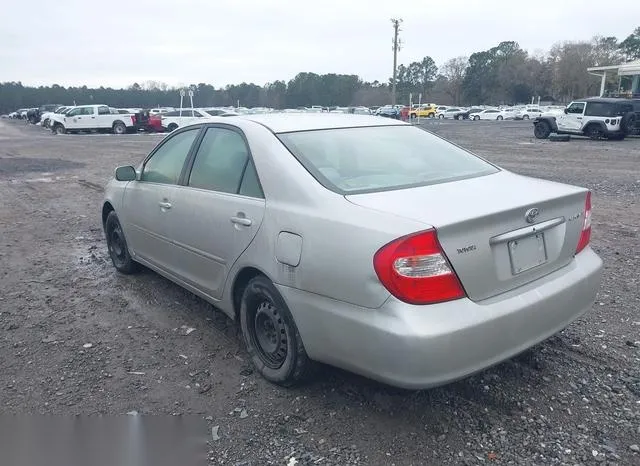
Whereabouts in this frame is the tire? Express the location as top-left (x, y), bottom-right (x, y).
top-left (473, 115), bottom-right (480, 121)
top-left (42, 119), bottom-right (49, 128)
top-left (533, 121), bottom-right (551, 139)
top-left (167, 123), bottom-right (178, 132)
top-left (52, 124), bottom-right (66, 135)
top-left (585, 124), bottom-right (604, 140)
top-left (428, 113), bottom-right (435, 118)
top-left (105, 211), bottom-right (139, 274)
top-left (438, 114), bottom-right (444, 119)
top-left (523, 114), bottom-right (530, 120)
top-left (549, 133), bottom-right (570, 142)
top-left (240, 275), bottom-right (311, 387)
top-left (113, 122), bottom-right (126, 135)
top-left (497, 115), bottom-right (504, 120)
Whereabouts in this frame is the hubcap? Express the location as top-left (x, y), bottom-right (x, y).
top-left (252, 301), bottom-right (287, 369)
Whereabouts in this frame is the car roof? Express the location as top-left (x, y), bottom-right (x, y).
top-left (240, 113), bottom-right (407, 133)
top-left (580, 97), bottom-right (634, 104)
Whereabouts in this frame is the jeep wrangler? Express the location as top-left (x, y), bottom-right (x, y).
top-left (533, 98), bottom-right (637, 140)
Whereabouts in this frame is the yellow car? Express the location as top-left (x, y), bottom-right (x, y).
top-left (409, 105), bottom-right (436, 119)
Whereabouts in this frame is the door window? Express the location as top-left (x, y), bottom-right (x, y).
top-left (98, 106), bottom-right (110, 115)
top-left (81, 107), bottom-right (95, 115)
top-left (66, 107), bottom-right (82, 117)
top-left (566, 102), bottom-right (585, 114)
top-left (141, 129), bottom-right (199, 184)
top-left (188, 128), bottom-right (262, 197)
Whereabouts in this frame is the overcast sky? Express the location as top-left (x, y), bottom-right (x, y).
top-left (2, 0), bottom-right (639, 88)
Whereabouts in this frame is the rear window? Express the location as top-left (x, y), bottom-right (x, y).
top-left (277, 126), bottom-right (498, 194)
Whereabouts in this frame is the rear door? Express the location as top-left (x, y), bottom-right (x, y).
top-left (121, 127), bottom-right (201, 272)
top-left (95, 105), bottom-right (113, 129)
top-left (166, 125), bottom-right (265, 298)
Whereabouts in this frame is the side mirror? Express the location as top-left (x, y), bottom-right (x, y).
top-left (563, 108), bottom-right (568, 114)
top-left (115, 165), bottom-right (137, 181)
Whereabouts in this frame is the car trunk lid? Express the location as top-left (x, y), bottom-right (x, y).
top-left (346, 171), bottom-right (588, 301)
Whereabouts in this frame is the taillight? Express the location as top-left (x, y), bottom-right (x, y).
top-left (373, 229), bottom-right (466, 305)
top-left (576, 191), bottom-right (592, 254)
top-left (131, 115), bottom-right (137, 124)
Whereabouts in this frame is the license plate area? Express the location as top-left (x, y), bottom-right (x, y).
top-left (508, 233), bottom-right (547, 274)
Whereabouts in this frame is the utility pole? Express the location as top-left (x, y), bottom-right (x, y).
top-left (390, 18), bottom-right (403, 105)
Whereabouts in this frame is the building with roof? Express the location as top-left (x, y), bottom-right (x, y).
top-left (588, 59), bottom-right (640, 98)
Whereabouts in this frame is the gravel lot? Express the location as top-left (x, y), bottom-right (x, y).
top-left (0, 119), bottom-right (638, 465)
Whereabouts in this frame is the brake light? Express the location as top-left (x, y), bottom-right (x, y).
top-left (373, 229), bottom-right (466, 305)
top-left (576, 191), bottom-right (592, 254)
top-left (130, 115), bottom-right (137, 124)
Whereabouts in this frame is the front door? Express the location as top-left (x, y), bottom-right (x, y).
top-left (121, 127), bottom-right (201, 273)
top-left (557, 101), bottom-right (585, 132)
top-left (167, 126), bottom-right (266, 299)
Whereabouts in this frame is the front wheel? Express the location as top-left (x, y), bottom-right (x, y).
top-left (438, 114), bottom-right (444, 119)
top-left (167, 123), bottom-right (178, 132)
top-left (497, 115), bottom-right (503, 120)
top-left (240, 275), bottom-right (311, 387)
top-left (523, 114), bottom-right (530, 120)
top-left (533, 121), bottom-right (551, 139)
top-left (52, 124), bottom-right (66, 135)
top-left (105, 211), bottom-right (139, 274)
top-left (473, 115), bottom-right (480, 121)
top-left (113, 122), bottom-right (127, 135)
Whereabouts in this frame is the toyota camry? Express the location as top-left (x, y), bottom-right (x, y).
top-left (102, 114), bottom-right (602, 389)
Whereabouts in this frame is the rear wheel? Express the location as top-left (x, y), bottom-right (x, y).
top-left (113, 122), bottom-right (126, 135)
top-left (585, 124), bottom-right (604, 140)
top-left (105, 211), bottom-right (139, 274)
top-left (167, 123), bottom-right (178, 132)
top-left (523, 114), bottom-right (530, 120)
top-left (438, 114), bottom-right (444, 119)
top-left (473, 115), bottom-right (480, 121)
top-left (240, 275), bottom-right (311, 386)
top-left (497, 115), bottom-right (503, 120)
top-left (533, 121), bottom-right (551, 139)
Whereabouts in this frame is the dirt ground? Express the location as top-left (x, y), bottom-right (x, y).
top-left (0, 119), bottom-right (639, 465)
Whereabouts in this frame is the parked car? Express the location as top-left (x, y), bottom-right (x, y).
top-left (469, 109), bottom-right (501, 120)
top-left (49, 104), bottom-right (139, 135)
top-left (409, 105), bottom-right (436, 119)
top-left (102, 114), bottom-right (602, 389)
top-left (377, 106), bottom-right (400, 119)
top-left (458, 107), bottom-right (485, 120)
top-left (496, 107), bottom-right (518, 120)
top-left (515, 107), bottom-right (544, 120)
top-left (436, 107), bottom-right (467, 119)
top-left (160, 108), bottom-right (222, 131)
top-left (41, 106), bottom-right (71, 128)
top-left (533, 98), bottom-right (636, 140)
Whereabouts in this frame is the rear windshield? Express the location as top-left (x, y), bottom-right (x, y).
top-left (277, 125), bottom-right (498, 194)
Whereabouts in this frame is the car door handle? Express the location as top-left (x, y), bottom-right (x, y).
top-left (230, 216), bottom-right (252, 226)
top-left (577, 117), bottom-right (582, 120)
top-left (158, 201), bottom-right (172, 209)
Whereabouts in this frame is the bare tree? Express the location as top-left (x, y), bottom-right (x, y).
top-left (441, 57), bottom-right (468, 105)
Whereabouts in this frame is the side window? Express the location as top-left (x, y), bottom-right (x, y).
top-left (188, 128), bottom-right (254, 195)
top-left (82, 107), bottom-right (95, 116)
top-left (239, 160), bottom-right (264, 198)
top-left (566, 103), bottom-right (585, 114)
top-left (67, 108), bottom-right (82, 117)
top-left (193, 111), bottom-right (203, 117)
top-left (98, 106), bottom-right (110, 115)
top-left (141, 129), bottom-right (199, 184)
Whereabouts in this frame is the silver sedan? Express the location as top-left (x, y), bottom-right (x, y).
top-left (102, 114), bottom-right (602, 389)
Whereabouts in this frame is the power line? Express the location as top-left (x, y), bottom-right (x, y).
top-left (391, 18), bottom-right (403, 105)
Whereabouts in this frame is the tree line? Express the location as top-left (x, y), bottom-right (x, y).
top-left (1, 27), bottom-right (638, 113)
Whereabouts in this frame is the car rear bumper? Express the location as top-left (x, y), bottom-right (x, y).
top-left (277, 248), bottom-right (602, 389)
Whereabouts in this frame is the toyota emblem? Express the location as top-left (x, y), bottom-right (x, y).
top-left (525, 208), bottom-right (540, 224)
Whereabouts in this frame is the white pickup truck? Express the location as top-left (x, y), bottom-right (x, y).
top-left (49, 104), bottom-right (139, 135)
